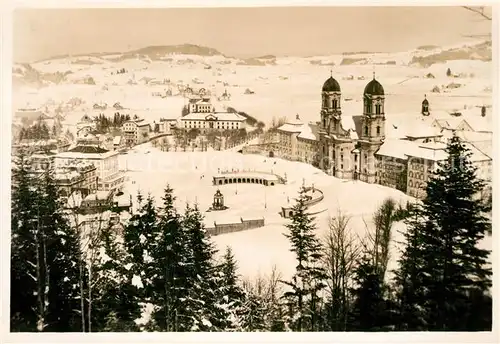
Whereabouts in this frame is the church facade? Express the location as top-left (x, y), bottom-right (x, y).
top-left (318, 74), bottom-right (386, 183)
top-left (254, 73), bottom-right (493, 200)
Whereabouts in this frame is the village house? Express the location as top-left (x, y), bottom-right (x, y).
top-left (55, 145), bottom-right (125, 192)
top-left (122, 117), bottom-right (151, 146)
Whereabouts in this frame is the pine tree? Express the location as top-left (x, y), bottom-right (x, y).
top-left (123, 193), bottom-right (161, 329)
top-left (393, 207), bottom-right (431, 331)
top-left (394, 134), bottom-right (492, 331)
top-left (150, 185), bottom-right (190, 331)
top-left (11, 155), bottom-right (83, 331)
top-left (281, 187), bottom-right (327, 331)
top-left (180, 203), bottom-right (222, 331)
top-left (90, 223), bottom-right (141, 331)
top-left (11, 153), bottom-right (39, 331)
top-left (217, 247), bottom-right (246, 331)
top-left (240, 282), bottom-right (267, 332)
top-left (39, 168), bottom-right (83, 332)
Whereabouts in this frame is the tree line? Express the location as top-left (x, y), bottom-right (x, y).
top-left (93, 113), bottom-right (132, 135)
top-left (10, 134), bottom-right (491, 331)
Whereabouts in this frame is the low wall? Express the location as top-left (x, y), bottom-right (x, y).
top-left (213, 170), bottom-right (286, 187)
top-left (206, 217), bottom-right (265, 236)
top-left (281, 186), bottom-right (325, 218)
top-left (241, 142), bottom-right (279, 156)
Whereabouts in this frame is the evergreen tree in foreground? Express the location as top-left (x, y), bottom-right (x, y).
top-left (281, 187), bottom-right (327, 331)
top-left (217, 246), bottom-right (246, 331)
top-left (90, 223), bottom-right (141, 331)
top-left (123, 193), bottom-right (161, 330)
top-left (180, 203), bottom-right (217, 331)
top-left (11, 154), bottom-right (83, 331)
top-left (395, 134), bottom-right (492, 331)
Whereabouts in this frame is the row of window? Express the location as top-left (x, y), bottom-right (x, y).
top-left (408, 171), bottom-right (425, 180)
top-left (184, 121), bottom-right (240, 130)
top-left (364, 103), bottom-right (383, 114)
top-left (364, 125), bottom-right (382, 136)
top-left (410, 163), bottom-right (425, 172)
top-left (322, 98), bottom-right (340, 109)
top-left (408, 180), bottom-right (426, 189)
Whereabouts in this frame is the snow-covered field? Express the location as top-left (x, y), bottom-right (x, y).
top-left (12, 39), bottom-right (493, 281)
top-left (122, 143), bottom-right (415, 281)
top-left (13, 40), bottom-right (492, 132)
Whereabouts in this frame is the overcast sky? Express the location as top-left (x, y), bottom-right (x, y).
top-left (13, 6), bottom-right (492, 62)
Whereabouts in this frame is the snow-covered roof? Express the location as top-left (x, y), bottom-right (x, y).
top-left (376, 139), bottom-right (421, 160)
top-left (241, 216), bottom-right (264, 222)
top-left (181, 112), bottom-right (246, 122)
top-left (54, 170), bottom-right (81, 181)
top-left (277, 122), bottom-right (303, 133)
top-left (298, 123), bottom-right (319, 141)
top-left (132, 109), bottom-right (178, 121)
top-left (463, 116), bottom-right (492, 132)
top-left (464, 142), bottom-right (492, 162)
top-left (84, 190), bottom-right (112, 201)
top-left (215, 216), bottom-right (243, 226)
top-left (57, 146), bottom-right (118, 159)
top-left (405, 121), bottom-right (443, 139)
top-left (203, 219), bottom-right (215, 229)
top-left (68, 145), bottom-right (109, 154)
top-left (405, 144), bottom-right (448, 161)
top-left (340, 115), bottom-right (358, 132)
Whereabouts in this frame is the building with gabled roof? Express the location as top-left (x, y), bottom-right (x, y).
top-left (56, 145), bottom-right (124, 192)
top-left (122, 117), bottom-right (151, 146)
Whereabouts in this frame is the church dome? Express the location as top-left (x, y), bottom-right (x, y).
top-left (322, 76), bottom-right (341, 92)
top-left (364, 78), bottom-right (384, 96)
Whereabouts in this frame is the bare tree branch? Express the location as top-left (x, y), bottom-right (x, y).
top-left (463, 6), bottom-right (492, 21)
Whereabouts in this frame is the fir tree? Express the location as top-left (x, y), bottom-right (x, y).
top-left (395, 134), bottom-right (492, 331)
top-left (11, 155), bottom-right (83, 331)
top-left (348, 255), bottom-right (394, 331)
top-left (90, 223), bottom-right (141, 331)
top-left (217, 247), bottom-right (246, 331)
top-left (150, 185), bottom-right (190, 331)
top-left (181, 203), bottom-right (222, 331)
top-left (123, 193), bottom-right (161, 328)
top-left (39, 167), bottom-right (83, 331)
top-left (393, 207), bottom-right (432, 331)
top-left (281, 187), bottom-right (327, 331)
top-left (11, 153), bottom-right (39, 331)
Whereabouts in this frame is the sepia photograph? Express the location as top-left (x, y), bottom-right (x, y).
top-left (5, 3), bottom-right (496, 337)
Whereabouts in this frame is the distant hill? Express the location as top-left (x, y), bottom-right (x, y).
top-left (28, 44), bottom-right (225, 64)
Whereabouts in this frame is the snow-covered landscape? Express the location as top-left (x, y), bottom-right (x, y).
top-left (9, 6), bottom-right (494, 334)
top-left (12, 37), bottom-right (493, 281)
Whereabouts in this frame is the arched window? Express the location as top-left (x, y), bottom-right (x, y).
top-left (375, 104), bottom-right (381, 114)
top-left (376, 126), bottom-right (381, 135)
top-left (333, 99), bottom-right (338, 109)
top-left (364, 126), bottom-right (369, 136)
top-left (323, 118), bottom-right (326, 128)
